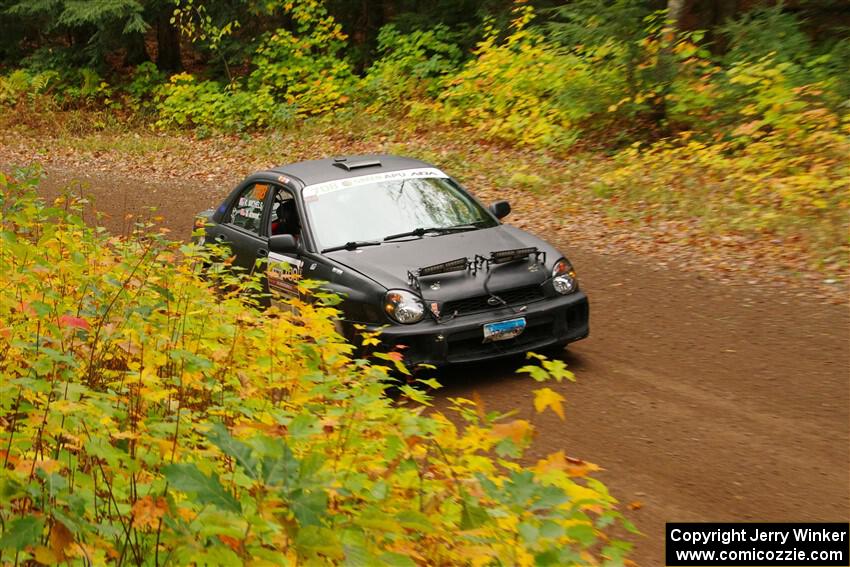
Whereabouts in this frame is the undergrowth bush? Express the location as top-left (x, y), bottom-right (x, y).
top-left (422, 4), bottom-right (593, 149)
top-left (0, 67), bottom-right (113, 110)
top-left (157, 0), bottom-right (354, 131)
top-left (594, 114), bottom-right (850, 265)
top-left (363, 24), bottom-right (464, 108)
top-left (155, 74), bottom-right (285, 131)
top-left (247, 1), bottom-right (355, 117)
top-left (125, 62), bottom-right (167, 112)
top-left (0, 170), bottom-right (634, 565)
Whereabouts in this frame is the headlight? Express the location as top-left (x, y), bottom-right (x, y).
top-left (552, 258), bottom-right (578, 295)
top-left (384, 290), bottom-right (425, 324)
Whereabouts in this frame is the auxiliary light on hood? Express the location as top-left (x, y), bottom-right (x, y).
top-left (407, 248), bottom-right (546, 291)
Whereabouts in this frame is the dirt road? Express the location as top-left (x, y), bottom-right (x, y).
top-left (35, 169), bottom-right (850, 566)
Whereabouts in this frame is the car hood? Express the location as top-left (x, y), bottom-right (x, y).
top-left (325, 225), bottom-right (560, 301)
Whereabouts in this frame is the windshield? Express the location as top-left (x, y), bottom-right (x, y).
top-left (302, 170), bottom-right (497, 251)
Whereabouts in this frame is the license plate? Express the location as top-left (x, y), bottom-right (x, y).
top-left (483, 317), bottom-right (526, 343)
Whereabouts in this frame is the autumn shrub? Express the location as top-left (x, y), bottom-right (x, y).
top-left (719, 4), bottom-right (850, 105)
top-left (157, 1), bottom-right (354, 131)
top-left (593, 111), bottom-right (850, 265)
top-left (124, 62), bottom-right (167, 111)
top-left (422, 3), bottom-right (629, 150)
top-left (0, 69), bottom-right (65, 109)
top-left (422, 5), bottom-right (575, 149)
top-left (0, 170), bottom-right (634, 565)
top-left (602, 13), bottom-right (850, 256)
top-left (155, 73), bottom-right (286, 131)
top-left (362, 24), bottom-right (464, 108)
top-left (246, 1), bottom-right (356, 117)
top-left (0, 65), bottom-right (116, 111)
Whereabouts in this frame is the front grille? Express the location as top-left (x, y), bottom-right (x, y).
top-left (441, 285), bottom-right (544, 316)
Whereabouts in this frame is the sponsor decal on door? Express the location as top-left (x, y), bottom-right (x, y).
top-left (267, 252), bottom-right (303, 301)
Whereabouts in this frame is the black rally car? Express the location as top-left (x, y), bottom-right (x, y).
top-left (195, 154), bottom-right (588, 367)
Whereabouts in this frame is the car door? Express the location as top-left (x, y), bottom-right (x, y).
top-left (215, 181), bottom-right (274, 273)
top-left (266, 187), bottom-right (305, 303)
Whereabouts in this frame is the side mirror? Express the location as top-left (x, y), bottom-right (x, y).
top-left (489, 200), bottom-right (511, 220)
top-left (269, 234), bottom-right (299, 255)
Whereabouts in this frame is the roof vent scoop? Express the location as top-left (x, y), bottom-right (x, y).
top-left (332, 158), bottom-right (382, 171)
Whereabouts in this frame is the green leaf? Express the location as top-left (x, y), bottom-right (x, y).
top-left (289, 413), bottom-right (321, 440)
top-left (295, 525), bottom-right (344, 560)
top-left (395, 510), bottom-right (433, 533)
top-left (414, 377), bottom-right (442, 390)
top-left (206, 423), bottom-right (258, 479)
top-left (0, 515), bottom-right (43, 550)
top-left (263, 442), bottom-right (300, 487)
top-left (163, 463), bottom-right (242, 513)
top-left (291, 489), bottom-right (328, 527)
top-left (565, 523), bottom-right (597, 546)
top-left (460, 501), bottom-right (489, 530)
top-left (517, 364), bottom-right (550, 382)
top-left (518, 521), bottom-right (539, 544)
top-left (378, 552), bottom-right (417, 567)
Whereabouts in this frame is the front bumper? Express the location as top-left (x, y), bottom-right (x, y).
top-left (371, 291), bottom-right (589, 367)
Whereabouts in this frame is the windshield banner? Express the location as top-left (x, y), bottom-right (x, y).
top-left (302, 168), bottom-right (449, 198)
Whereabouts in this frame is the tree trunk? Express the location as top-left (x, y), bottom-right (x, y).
top-left (156, 9), bottom-right (181, 72)
top-left (667, 0), bottom-right (687, 28)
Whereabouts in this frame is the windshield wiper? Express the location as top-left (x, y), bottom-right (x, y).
top-left (322, 240), bottom-right (382, 253)
top-left (383, 224), bottom-right (481, 242)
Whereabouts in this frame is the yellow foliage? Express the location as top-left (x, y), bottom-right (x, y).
top-left (533, 387), bottom-right (566, 420)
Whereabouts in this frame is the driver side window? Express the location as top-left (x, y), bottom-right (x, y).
top-left (269, 189), bottom-right (301, 240)
top-left (228, 183), bottom-right (269, 234)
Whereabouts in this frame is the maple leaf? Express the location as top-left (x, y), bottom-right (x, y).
top-left (132, 496), bottom-right (168, 530)
top-left (218, 535), bottom-right (242, 552)
top-left (490, 419), bottom-right (533, 444)
top-left (58, 314), bottom-right (90, 330)
top-left (533, 387), bottom-right (566, 420)
top-left (535, 451), bottom-right (600, 477)
top-left (49, 521), bottom-right (74, 562)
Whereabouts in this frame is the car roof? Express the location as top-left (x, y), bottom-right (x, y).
top-left (267, 154), bottom-right (435, 186)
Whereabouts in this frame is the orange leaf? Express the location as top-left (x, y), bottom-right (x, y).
top-left (132, 496), bottom-right (167, 530)
top-left (58, 314), bottom-right (90, 330)
top-left (49, 521), bottom-right (74, 562)
top-left (535, 451), bottom-right (601, 477)
top-left (490, 419), bottom-right (533, 444)
top-left (15, 301), bottom-right (34, 315)
top-left (219, 535), bottom-right (242, 552)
